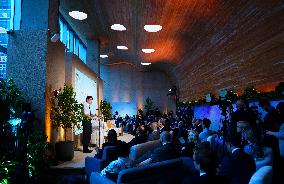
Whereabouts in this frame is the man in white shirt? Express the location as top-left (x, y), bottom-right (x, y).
top-left (83, 96), bottom-right (94, 153)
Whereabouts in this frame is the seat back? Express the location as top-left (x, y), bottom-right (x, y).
top-left (255, 147), bottom-right (273, 171)
top-left (102, 146), bottom-right (119, 161)
top-left (249, 166), bottom-right (273, 184)
top-left (129, 139), bottom-right (161, 160)
top-left (117, 158), bottom-right (183, 184)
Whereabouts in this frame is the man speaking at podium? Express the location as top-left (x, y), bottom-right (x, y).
top-left (83, 96), bottom-right (95, 153)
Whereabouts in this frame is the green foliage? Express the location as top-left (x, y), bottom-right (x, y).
top-left (242, 87), bottom-right (259, 102)
top-left (100, 100), bottom-right (112, 121)
top-left (51, 84), bottom-right (85, 141)
top-left (177, 82), bottom-right (284, 107)
top-left (26, 131), bottom-right (48, 179)
top-left (144, 97), bottom-right (154, 114)
top-left (0, 79), bottom-right (23, 122)
top-left (0, 160), bottom-right (17, 184)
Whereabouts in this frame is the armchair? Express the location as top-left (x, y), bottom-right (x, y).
top-left (85, 146), bottom-right (118, 176)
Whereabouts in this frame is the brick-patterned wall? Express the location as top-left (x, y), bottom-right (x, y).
top-left (174, 1), bottom-right (284, 101)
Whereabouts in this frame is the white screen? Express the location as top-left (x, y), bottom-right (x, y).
top-left (75, 68), bottom-right (98, 115)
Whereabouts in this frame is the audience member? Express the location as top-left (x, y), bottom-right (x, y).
top-left (183, 142), bottom-right (226, 184)
top-left (95, 129), bottom-right (123, 159)
top-left (147, 122), bottom-right (160, 141)
top-left (128, 125), bottom-right (147, 147)
top-left (199, 118), bottom-right (213, 142)
top-left (100, 142), bottom-right (132, 181)
top-left (243, 128), bottom-right (264, 159)
top-left (218, 133), bottom-right (256, 184)
top-left (137, 131), bottom-right (180, 165)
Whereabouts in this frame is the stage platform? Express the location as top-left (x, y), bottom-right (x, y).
top-left (51, 132), bottom-right (134, 169)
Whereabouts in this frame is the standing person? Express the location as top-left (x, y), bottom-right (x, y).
top-left (83, 96), bottom-right (94, 153)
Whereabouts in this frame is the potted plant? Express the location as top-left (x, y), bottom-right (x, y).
top-left (100, 100), bottom-right (112, 122)
top-left (51, 84), bottom-right (85, 161)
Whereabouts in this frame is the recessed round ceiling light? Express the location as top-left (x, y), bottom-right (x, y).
top-left (69, 11), bottom-right (87, 20)
top-left (142, 49), bottom-right (155, 53)
top-left (141, 62), bottom-right (151, 66)
top-left (100, 55), bottom-right (108, 58)
top-left (144, 25), bottom-right (162, 32)
top-left (117, 46), bottom-right (128, 50)
top-left (111, 24), bottom-right (126, 31)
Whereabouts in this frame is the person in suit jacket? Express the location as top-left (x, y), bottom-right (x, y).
top-left (128, 125), bottom-right (147, 147)
top-left (148, 122), bottom-right (160, 141)
top-left (183, 142), bottom-right (226, 184)
top-left (218, 133), bottom-right (256, 184)
top-left (158, 118), bottom-right (171, 133)
top-left (137, 131), bottom-right (180, 165)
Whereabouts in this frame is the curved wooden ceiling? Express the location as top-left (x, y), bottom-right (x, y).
top-left (60, 0), bottom-right (219, 66)
top-left (60, 0), bottom-right (284, 86)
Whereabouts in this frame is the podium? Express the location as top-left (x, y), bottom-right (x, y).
top-left (90, 120), bottom-right (123, 147)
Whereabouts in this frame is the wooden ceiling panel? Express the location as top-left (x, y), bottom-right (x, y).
top-left (60, 0), bottom-right (284, 96)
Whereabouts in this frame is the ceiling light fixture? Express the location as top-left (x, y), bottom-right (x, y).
top-left (111, 24), bottom-right (126, 31)
top-left (141, 62), bottom-right (151, 66)
top-left (69, 11), bottom-right (87, 20)
top-left (117, 46), bottom-right (128, 50)
top-left (100, 55), bottom-right (108, 58)
top-left (142, 49), bottom-right (155, 53)
top-left (144, 25), bottom-right (162, 32)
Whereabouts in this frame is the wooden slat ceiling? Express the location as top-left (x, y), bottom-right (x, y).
top-left (60, 0), bottom-right (218, 65)
top-left (60, 0), bottom-right (284, 80)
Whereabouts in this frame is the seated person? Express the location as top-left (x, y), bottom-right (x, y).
top-left (100, 142), bottom-right (132, 181)
top-left (170, 128), bottom-right (182, 151)
top-left (243, 128), bottom-right (264, 159)
top-left (137, 131), bottom-right (180, 165)
top-left (158, 118), bottom-right (171, 133)
top-left (217, 133), bottom-right (256, 184)
top-left (183, 142), bottom-right (226, 184)
top-left (147, 122), bottom-right (160, 141)
top-left (128, 125), bottom-right (147, 147)
top-left (181, 130), bottom-right (199, 157)
top-left (95, 129), bottom-right (123, 159)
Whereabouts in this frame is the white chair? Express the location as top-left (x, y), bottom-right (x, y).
top-left (249, 165), bottom-right (273, 184)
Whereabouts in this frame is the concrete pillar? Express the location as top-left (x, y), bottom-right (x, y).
top-left (7, 0), bottom-right (59, 135)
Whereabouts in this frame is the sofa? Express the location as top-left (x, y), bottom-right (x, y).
top-left (129, 139), bottom-right (162, 160)
top-left (90, 157), bottom-right (195, 184)
top-left (85, 139), bottom-right (161, 177)
top-left (255, 147), bottom-right (273, 171)
top-left (85, 146), bottom-right (119, 177)
top-left (249, 166), bottom-right (273, 184)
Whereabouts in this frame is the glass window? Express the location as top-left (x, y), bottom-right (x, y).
top-left (0, 52), bottom-right (7, 79)
top-left (59, 16), bottom-right (86, 64)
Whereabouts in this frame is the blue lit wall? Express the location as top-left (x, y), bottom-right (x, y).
top-left (193, 100), bottom-right (284, 132)
top-left (111, 102), bottom-right (137, 117)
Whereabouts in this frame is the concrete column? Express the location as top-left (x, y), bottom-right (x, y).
top-left (7, 0), bottom-right (59, 135)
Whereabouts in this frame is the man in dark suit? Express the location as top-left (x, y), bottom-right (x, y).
top-left (158, 118), bottom-right (171, 133)
top-left (137, 131), bottom-right (180, 165)
top-left (218, 133), bottom-right (256, 184)
top-left (183, 142), bottom-right (226, 184)
top-left (147, 122), bottom-right (160, 141)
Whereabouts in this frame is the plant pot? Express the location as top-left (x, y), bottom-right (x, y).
top-left (55, 141), bottom-right (74, 161)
